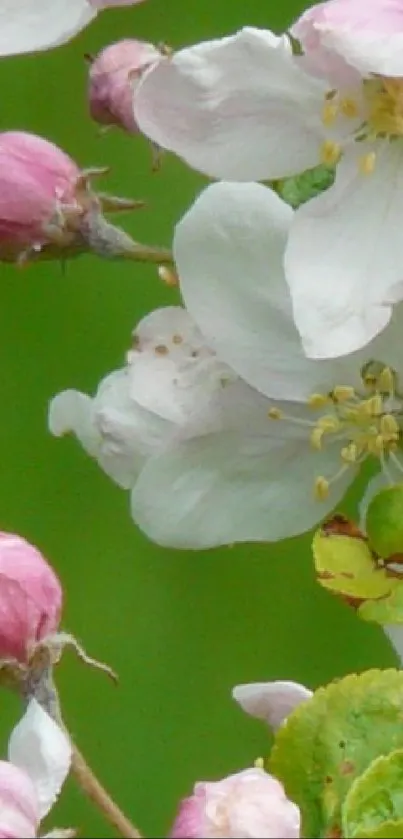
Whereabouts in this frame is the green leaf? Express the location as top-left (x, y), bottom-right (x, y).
top-left (366, 484), bottom-right (403, 559)
top-left (269, 670), bottom-right (403, 838)
top-left (342, 750), bottom-right (403, 838)
top-left (359, 584), bottom-right (403, 624)
top-left (357, 821), bottom-right (403, 838)
top-left (312, 522), bottom-right (391, 601)
top-left (271, 164), bottom-right (335, 208)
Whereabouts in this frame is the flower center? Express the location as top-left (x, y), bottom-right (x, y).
top-left (319, 77), bottom-right (403, 174)
top-left (363, 77), bottom-right (403, 138)
top-left (268, 362), bottom-right (403, 501)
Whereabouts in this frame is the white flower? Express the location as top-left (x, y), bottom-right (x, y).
top-left (134, 20), bottom-right (403, 359)
top-left (0, 699), bottom-right (72, 838)
top-left (49, 182), bottom-right (403, 549)
top-left (0, 0), bottom-right (143, 57)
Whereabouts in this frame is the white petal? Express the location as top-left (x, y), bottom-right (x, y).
top-left (131, 427), bottom-right (353, 548)
top-left (49, 375), bottom-right (171, 489)
top-left (285, 143), bottom-right (403, 358)
top-left (175, 181), bottom-right (356, 401)
top-left (128, 306), bottom-right (236, 426)
top-left (135, 27), bottom-right (326, 180)
top-left (48, 390), bottom-right (101, 458)
top-left (0, 0), bottom-right (95, 56)
top-left (232, 681), bottom-right (313, 730)
top-left (8, 700), bottom-right (71, 820)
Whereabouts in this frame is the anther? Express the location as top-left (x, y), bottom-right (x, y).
top-left (320, 140), bottom-right (342, 165)
top-left (268, 407), bottom-right (283, 419)
top-left (322, 101), bottom-right (339, 126)
top-left (154, 344), bottom-right (169, 355)
top-left (378, 366), bottom-right (396, 395)
top-left (341, 442), bottom-right (358, 463)
top-left (331, 385), bottom-right (356, 403)
top-left (315, 476), bottom-right (330, 500)
top-left (358, 151), bottom-right (376, 175)
top-left (380, 414), bottom-right (400, 437)
top-left (340, 97), bottom-right (359, 118)
top-left (307, 393), bottom-right (330, 408)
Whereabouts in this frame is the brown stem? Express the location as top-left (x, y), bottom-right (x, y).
top-left (71, 742), bottom-right (142, 839)
top-left (29, 663), bottom-right (143, 839)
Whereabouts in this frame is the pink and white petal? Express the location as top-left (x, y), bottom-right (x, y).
top-left (8, 700), bottom-right (71, 820)
top-left (232, 681), bottom-right (313, 730)
top-left (174, 181), bottom-right (348, 401)
top-left (131, 429), bottom-right (353, 548)
top-left (0, 0), bottom-right (96, 56)
top-left (134, 28), bottom-right (326, 180)
top-left (0, 761), bottom-right (39, 839)
top-left (285, 143), bottom-right (403, 359)
top-left (48, 390), bottom-right (100, 458)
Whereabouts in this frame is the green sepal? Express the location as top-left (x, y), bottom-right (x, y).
top-left (342, 749), bottom-right (403, 838)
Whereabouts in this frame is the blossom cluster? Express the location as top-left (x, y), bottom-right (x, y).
top-left (3, 0), bottom-right (403, 836)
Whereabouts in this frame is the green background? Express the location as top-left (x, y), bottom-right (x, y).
top-left (0, 1), bottom-right (396, 836)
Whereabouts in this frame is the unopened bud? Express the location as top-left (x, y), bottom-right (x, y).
top-left (0, 131), bottom-right (171, 267)
top-left (88, 39), bottom-right (161, 133)
top-left (0, 532), bottom-right (62, 663)
top-left (170, 768), bottom-right (300, 838)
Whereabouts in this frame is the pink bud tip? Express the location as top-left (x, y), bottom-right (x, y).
top-left (0, 131), bottom-right (81, 262)
top-left (0, 531), bottom-right (62, 663)
top-left (88, 39), bottom-right (161, 133)
top-left (170, 768), bottom-right (301, 838)
top-left (0, 760), bottom-right (39, 838)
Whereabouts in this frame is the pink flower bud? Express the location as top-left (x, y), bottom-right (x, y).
top-left (0, 130), bottom-right (156, 266)
top-left (170, 768), bottom-right (301, 839)
top-left (88, 39), bottom-right (161, 133)
top-left (0, 760), bottom-right (39, 838)
top-left (0, 532), bottom-right (62, 663)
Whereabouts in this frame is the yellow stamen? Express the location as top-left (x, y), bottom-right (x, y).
top-left (332, 385), bottom-right (356, 403)
top-left (340, 97), bottom-right (359, 118)
top-left (341, 442), bottom-right (358, 463)
top-left (307, 393), bottom-right (330, 408)
top-left (320, 140), bottom-right (342, 165)
top-left (380, 414), bottom-right (400, 437)
top-left (317, 415), bottom-right (341, 432)
top-left (254, 757), bottom-right (265, 769)
top-left (315, 476), bottom-right (330, 500)
top-left (358, 151), bottom-right (376, 175)
top-left (268, 407), bottom-right (283, 420)
top-left (310, 427), bottom-right (325, 450)
top-left (322, 101), bottom-right (339, 126)
top-left (378, 366), bottom-right (396, 395)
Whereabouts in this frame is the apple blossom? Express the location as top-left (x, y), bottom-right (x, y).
top-left (0, 130), bottom-right (165, 266)
top-left (169, 768), bottom-right (300, 839)
top-left (0, 531), bottom-right (62, 664)
top-left (0, 699), bottom-right (71, 838)
top-left (0, 0), bottom-right (145, 58)
top-left (48, 181), bottom-right (403, 548)
top-left (88, 39), bottom-right (162, 134)
top-left (134, 6), bottom-right (403, 359)
top-left (232, 681), bottom-right (313, 731)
